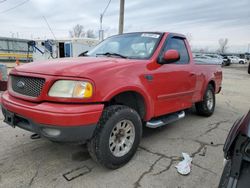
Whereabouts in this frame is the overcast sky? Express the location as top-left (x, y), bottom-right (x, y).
top-left (0, 0), bottom-right (250, 52)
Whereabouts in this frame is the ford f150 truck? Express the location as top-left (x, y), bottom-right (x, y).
top-left (1, 32), bottom-right (222, 169)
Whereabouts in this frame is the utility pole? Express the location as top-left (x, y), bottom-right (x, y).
top-left (118, 0), bottom-right (125, 34)
top-left (99, 14), bottom-right (104, 40)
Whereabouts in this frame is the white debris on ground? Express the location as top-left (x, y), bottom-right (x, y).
top-left (175, 153), bottom-right (192, 175)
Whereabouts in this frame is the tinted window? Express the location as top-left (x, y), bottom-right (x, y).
top-left (163, 37), bottom-right (190, 64)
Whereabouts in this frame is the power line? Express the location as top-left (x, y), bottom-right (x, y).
top-left (99, 0), bottom-right (112, 40)
top-left (0, 0), bottom-right (29, 14)
top-left (100, 0), bottom-right (112, 27)
top-left (42, 16), bottom-right (56, 40)
top-left (102, 0), bottom-right (111, 16)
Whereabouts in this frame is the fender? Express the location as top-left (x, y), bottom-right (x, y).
top-left (103, 85), bottom-right (154, 121)
top-left (201, 78), bottom-right (216, 97)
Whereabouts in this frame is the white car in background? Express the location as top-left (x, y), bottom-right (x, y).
top-left (194, 54), bottom-right (223, 65)
top-left (228, 56), bottom-right (247, 64)
top-left (204, 54), bottom-right (224, 64)
top-left (205, 54), bottom-right (224, 60)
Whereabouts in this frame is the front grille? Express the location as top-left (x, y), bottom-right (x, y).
top-left (11, 75), bottom-right (45, 97)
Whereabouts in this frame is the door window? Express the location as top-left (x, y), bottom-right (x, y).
top-left (163, 37), bottom-right (190, 64)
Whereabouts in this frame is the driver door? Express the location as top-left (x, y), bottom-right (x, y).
top-left (151, 36), bottom-right (196, 116)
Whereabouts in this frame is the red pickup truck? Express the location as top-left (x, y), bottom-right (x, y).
top-left (1, 32), bottom-right (222, 169)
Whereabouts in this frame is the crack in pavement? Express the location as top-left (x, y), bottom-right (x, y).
top-left (134, 156), bottom-right (163, 188)
top-left (193, 139), bottom-right (224, 149)
top-left (134, 125), bottom-right (226, 188)
top-left (191, 141), bottom-right (205, 158)
top-left (134, 146), bottom-right (182, 187)
top-left (28, 161), bottom-right (43, 187)
top-left (192, 162), bottom-right (217, 175)
top-left (29, 168), bottom-right (39, 186)
top-left (139, 146), bottom-right (179, 159)
top-left (218, 127), bottom-right (232, 132)
top-left (153, 157), bottom-right (179, 176)
top-left (197, 120), bottom-right (230, 138)
top-left (224, 99), bottom-right (239, 114)
top-left (140, 139), bottom-right (223, 178)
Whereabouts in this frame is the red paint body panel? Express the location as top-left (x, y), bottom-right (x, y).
top-left (1, 32), bottom-right (222, 128)
top-left (1, 91), bottom-right (104, 126)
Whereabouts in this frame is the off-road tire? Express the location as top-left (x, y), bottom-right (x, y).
top-left (195, 84), bottom-right (215, 117)
top-left (87, 105), bottom-right (142, 169)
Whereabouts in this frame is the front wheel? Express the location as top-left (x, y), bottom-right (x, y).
top-left (195, 84), bottom-right (215, 117)
top-left (87, 105), bottom-right (142, 169)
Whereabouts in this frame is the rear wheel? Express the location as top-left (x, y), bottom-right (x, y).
top-left (87, 105), bottom-right (142, 169)
top-left (195, 84), bottom-right (215, 117)
top-left (239, 61), bottom-right (244, 64)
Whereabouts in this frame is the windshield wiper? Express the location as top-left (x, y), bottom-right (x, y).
top-left (78, 51), bottom-right (88, 57)
top-left (96, 52), bottom-right (128, 59)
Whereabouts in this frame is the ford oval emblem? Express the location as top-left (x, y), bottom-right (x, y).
top-left (17, 81), bottom-right (25, 89)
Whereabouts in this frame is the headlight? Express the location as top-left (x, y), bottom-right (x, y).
top-left (48, 80), bottom-right (93, 98)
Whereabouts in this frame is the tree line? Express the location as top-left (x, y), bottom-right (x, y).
top-left (69, 24), bottom-right (96, 38)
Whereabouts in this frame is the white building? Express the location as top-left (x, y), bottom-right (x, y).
top-left (32, 38), bottom-right (100, 61)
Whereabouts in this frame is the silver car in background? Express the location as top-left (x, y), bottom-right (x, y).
top-left (194, 54), bottom-right (224, 65)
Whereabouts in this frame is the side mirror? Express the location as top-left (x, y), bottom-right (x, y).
top-left (160, 49), bottom-right (180, 64)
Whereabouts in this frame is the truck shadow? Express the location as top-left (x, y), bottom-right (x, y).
top-left (71, 144), bottom-right (90, 162)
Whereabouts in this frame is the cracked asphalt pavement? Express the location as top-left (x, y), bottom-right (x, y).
top-left (0, 64), bottom-right (249, 188)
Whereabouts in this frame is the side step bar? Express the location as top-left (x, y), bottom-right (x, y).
top-left (146, 111), bottom-right (185, 128)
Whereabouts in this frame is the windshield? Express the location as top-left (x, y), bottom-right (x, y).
top-left (87, 32), bottom-right (162, 59)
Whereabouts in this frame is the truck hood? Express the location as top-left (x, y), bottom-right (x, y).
top-left (13, 57), bottom-right (135, 78)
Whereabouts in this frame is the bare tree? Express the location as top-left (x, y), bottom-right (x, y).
top-left (218, 38), bottom-right (229, 54)
top-left (86, 29), bottom-right (96, 38)
top-left (69, 24), bottom-right (85, 38)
